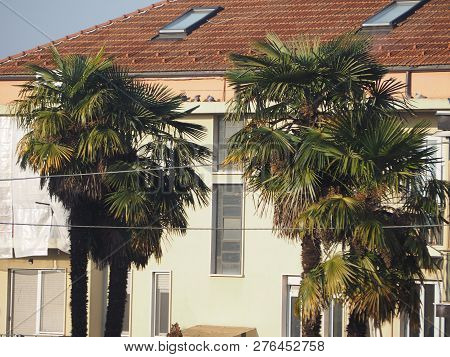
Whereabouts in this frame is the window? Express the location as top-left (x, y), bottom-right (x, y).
top-left (153, 272), bottom-right (171, 336)
top-left (9, 269), bottom-right (66, 336)
top-left (156, 7), bottom-right (223, 39)
top-left (213, 117), bottom-right (244, 172)
top-left (211, 184), bottom-right (243, 275)
top-left (425, 136), bottom-right (444, 246)
top-left (324, 300), bottom-right (343, 337)
top-left (400, 282), bottom-right (443, 337)
top-left (426, 136), bottom-right (443, 181)
top-left (286, 280), bottom-right (301, 337)
top-left (362, 1), bottom-right (427, 29)
top-left (121, 271), bottom-right (132, 337)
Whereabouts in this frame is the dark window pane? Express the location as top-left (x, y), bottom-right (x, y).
top-left (159, 292), bottom-right (170, 334)
top-left (333, 302), bottom-right (343, 337)
top-left (290, 297), bottom-right (301, 337)
top-left (424, 285), bottom-right (435, 337)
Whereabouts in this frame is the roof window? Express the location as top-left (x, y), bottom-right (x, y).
top-left (362, 0), bottom-right (427, 31)
top-left (155, 7), bottom-right (223, 40)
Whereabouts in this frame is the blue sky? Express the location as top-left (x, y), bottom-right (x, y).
top-left (0, 0), bottom-right (159, 58)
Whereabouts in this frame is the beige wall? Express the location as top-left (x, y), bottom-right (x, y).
top-left (0, 69), bottom-right (448, 105)
top-left (142, 77), bottom-right (232, 103)
top-left (411, 72), bottom-right (450, 99)
top-left (0, 81), bottom-right (24, 105)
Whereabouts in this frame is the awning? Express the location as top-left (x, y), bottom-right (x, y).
top-left (182, 325), bottom-right (257, 337)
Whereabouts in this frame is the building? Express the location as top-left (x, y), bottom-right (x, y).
top-left (0, 0), bottom-right (449, 337)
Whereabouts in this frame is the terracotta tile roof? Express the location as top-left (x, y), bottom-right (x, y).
top-left (0, 0), bottom-right (448, 75)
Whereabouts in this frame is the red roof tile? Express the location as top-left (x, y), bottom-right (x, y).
top-left (0, 0), bottom-right (448, 75)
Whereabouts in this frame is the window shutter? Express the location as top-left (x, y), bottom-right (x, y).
top-left (11, 270), bottom-right (38, 335)
top-left (156, 273), bottom-right (170, 291)
top-left (40, 271), bottom-right (65, 334)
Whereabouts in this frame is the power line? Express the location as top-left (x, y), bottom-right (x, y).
top-left (0, 221), bottom-right (447, 231)
top-left (0, 164), bottom-right (212, 182)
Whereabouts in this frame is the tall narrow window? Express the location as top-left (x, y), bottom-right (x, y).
top-left (425, 137), bottom-right (444, 245)
top-left (214, 117), bottom-right (243, 172)
top-left (212, 184), bottom-right (243, 275)
top-left (121, 271), bottom-right (132, 337)
top-left (9, 269), bottom-right (65, 336)
top-left (153, 272), bottom-right (171, 336)
top-left (324, 300), bottom-right (343, 337)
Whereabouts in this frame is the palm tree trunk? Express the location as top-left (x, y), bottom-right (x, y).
top-left (301, 233), bottom-right (322, 336)
top-left (346, 310), bottom-right (367, 337)
top-left (69, 228), bottom-right (89, 336)
top-left (104, 261), bottom-right (129, 337)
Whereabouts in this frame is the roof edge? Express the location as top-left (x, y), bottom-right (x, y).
top-left (1, 65), bottom-right (450, 81)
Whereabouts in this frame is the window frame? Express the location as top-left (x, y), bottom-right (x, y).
top-left (287, 283), bottom-right (301, 337)
top-left (401, 281), bottom-right (444, 337)
top-left (282, 276), bottom-right (301, 337)
top-left (324, 300), bottom-right (344, 337)
top-left (8, 269), bottom-right (66, 337)
top-left (156, 7), bottom-right (223, 39)
top-left (151, 271), bottom-right (172, 337)
top-left (213, 116), bottom-right (244, 173)
top-left (210, 184), bottom-right (245, 277)
top-left (362, 0), bottom-right (427, 29)
top-left (425, 135), bottom-right (445, 246)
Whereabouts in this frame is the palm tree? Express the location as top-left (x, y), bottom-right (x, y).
top-left (296, 103), bottom-right (449, 336)
top-left (14, 48), bottom-right (210, 336)
top-left (225, 33), bottom-right (405, 336)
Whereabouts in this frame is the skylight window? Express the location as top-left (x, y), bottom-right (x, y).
top-left (156, 7), bottom-right (223, 39)
top-left (362, 0), bottom-right (427, 29)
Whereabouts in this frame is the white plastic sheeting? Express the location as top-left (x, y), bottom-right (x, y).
top-left (0, 117), bottom-right (70, 258)
top-left (0, 117), bottom-right (13, 258)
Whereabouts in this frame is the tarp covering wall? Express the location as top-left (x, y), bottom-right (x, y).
top-left (0, 117), bottom-right (69, 258)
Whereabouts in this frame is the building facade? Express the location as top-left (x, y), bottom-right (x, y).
top-left (0, 0), bottom-right (449, 337)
